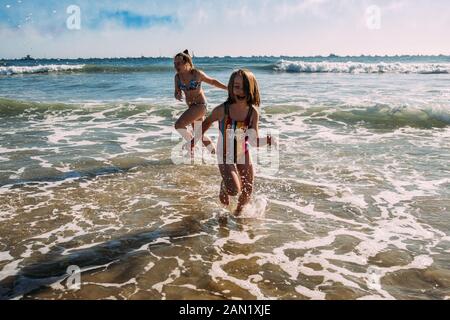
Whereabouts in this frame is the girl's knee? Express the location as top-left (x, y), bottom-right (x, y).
top-left (228, 186), bottom-right (240, 196)
top-left (225, 179), bottom-right (241, 196)
top-left (174, 120), bottom-right (185, 130)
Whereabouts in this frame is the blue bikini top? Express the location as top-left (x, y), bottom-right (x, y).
top-left (178, 73), bottom-right (201, 91)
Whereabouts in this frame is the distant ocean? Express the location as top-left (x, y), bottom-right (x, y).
top-left (0, 55), bottom-right (449, 299)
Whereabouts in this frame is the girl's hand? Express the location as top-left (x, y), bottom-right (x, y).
top-left (267, 135), bottom-right (278, 149)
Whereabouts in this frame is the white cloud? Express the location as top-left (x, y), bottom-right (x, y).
top-left (1, 0), bottom-right (449, 58)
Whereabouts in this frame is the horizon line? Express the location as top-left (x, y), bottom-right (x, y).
top-left (2, 53), bottom-right (450, 61)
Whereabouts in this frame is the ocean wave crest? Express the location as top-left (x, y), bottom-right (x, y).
top-left (0, 64), bottom-right (86, 75)
top-left (0, 64), bottom-right (217, 75)
top-left (273, 60), bottom-right (450, 74)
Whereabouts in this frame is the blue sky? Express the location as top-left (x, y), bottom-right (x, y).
top-left (0, 0), bottom-right (449, 58)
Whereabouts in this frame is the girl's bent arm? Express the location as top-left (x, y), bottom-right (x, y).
top-left (198, 71), bottom-right (228, 90)
top-left (202, 105), bottom-right (222, 136)
top-left (190, 105), bottom-right (222, 148)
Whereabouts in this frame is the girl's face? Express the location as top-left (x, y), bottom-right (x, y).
top-left (233, 74), bottom-right (247, 102)
top-left (174, 56), bottom-right (190, 73)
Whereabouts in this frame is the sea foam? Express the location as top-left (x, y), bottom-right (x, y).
top-left (0, 64), bottom-right (85, 75)
top-left (274, 60), bottom-right (450, 74)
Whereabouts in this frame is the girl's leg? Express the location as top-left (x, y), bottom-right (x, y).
top-left (175, 104), bottom-right (207, 143)
top-left (219, 180), bottom-right (230, 206)
top-left (235, 160), bottom-right (254, 215)
top-left (219, 164), bottom-right (241, 205)
top-left (191, 115), bottom-right (215, 154)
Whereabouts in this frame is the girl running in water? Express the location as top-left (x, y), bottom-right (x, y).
top-left (200, 69), bottom-right (272, 215)
top-left (173, 50), bottom-right (227, 153)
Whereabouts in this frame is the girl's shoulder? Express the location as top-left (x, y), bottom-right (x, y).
top-left (193, 68), bottom-right (205, 78)
top-left (250, 105), bottom-right (260, 116)
top-left (212, 103), bottom-right (226, 120)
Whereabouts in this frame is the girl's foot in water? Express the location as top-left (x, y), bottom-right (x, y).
top-left (233, 208), bottom-right (242, 217)
top-left (219, 180), bottom-right (230, 206)
top-left (234, 203), bottom-right (244, 217)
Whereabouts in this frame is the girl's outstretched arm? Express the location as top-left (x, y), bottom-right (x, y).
top-left (189, 104), bottom-right (223, 148)
top-left (202, 104), bottom-right (223, 136)
top-left (198, 71), bottom-right (228, 90)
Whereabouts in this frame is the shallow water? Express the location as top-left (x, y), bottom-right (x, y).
top-left (0, 56), bottom-right (449, 299)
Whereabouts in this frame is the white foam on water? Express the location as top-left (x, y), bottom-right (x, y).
top-left (257, 173), bottom-right (346, 202)
top-left (158, 214), bottom-right (185, 229)
top-left (274, 60), bottom-right (450, 74)
top-left (20, 245), bottom-right (34, 259)
top-left (262, 240), bottom-right (382, 297)
top-left (295, 285), bottom-right (326, 300)
top-left (117, 130), bottom-right (165, 152)
top-left (134, 237), bottom-right (172, 253)
top-left (61, 241), bottom-right (105, 255)
top-left (50, 260), bottom-right (120, 291)
top-left (74, 140), bottom-right (98, 146)
top-left (152, 201), bottom-right (171, 208)
top-left (85, 278), bottom-right (138, 288)
top-left (0, 251), bottom-right (13, 262)
top-left (308, 130), bottom-right (354, 144)
top-left (32, 223), bottom-right (79, 240)
top-left (52, 163), bottom-right (72, 173)
top-left (0, 146), bottom-right (54, 154)
top-left (0, 258), bottom-right (23, 281)
top-left (209, 253), bottom-right (275, 300)
top-left (29, 217), bottom-right (89, 257)
top-left (357, 294), bottom-right (390, 300)
top-left (216, 165), bottom-right (445, 298)
top-left (267, 231), bottom-right (369, 284)
top-left (269, 199), bottom-right (364, 227)
top-left (0, 64), bottom-right (85, 75)
top-left (30, 156), bottom-right (53, 168)
top-left (373, 190), bottom-right (422, 208)
top-left (143, 262), bottom-right (155, 273)
top-left (213, 230), bottom-right (265, 247)
top-left (327, 187), bottom-right (368, 209)
top-left (8, 167), bottom-right (25, 179)
top-left (248, 275), bottom-right (263, 283)
top-left (238, 196), bottom-right (268, 219)
top-left (152, 265), bottom-right (182, 297)
top-left (47, 127), bottom-right (87, 145)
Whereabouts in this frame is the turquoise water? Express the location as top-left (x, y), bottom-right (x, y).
top-left (0, 56), bottom-right (449, 299)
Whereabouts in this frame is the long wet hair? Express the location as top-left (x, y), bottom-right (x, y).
top-left (227, 69), bottom-right (261, 107)
top-left (174, 50), bottom-right (196, 73)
